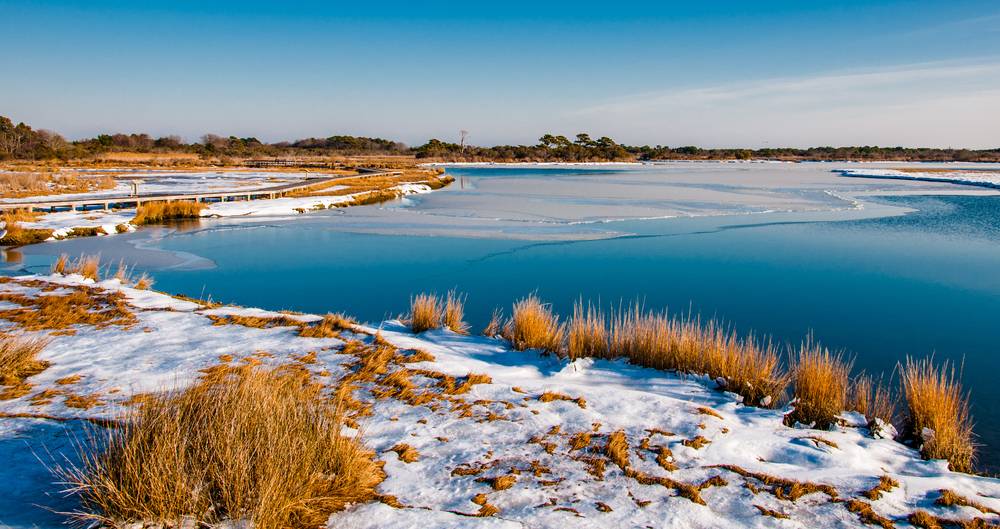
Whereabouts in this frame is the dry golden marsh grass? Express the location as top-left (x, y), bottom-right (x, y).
top-left (785, 339), bottom-right (853, 429)
top-left (502, 294), bottom-right (566, 355)
top-left (901, 358), bottom-right (975, 473)
top-left (407, 291), bottom-right (468, 334)
top-left (0, 334), bottom-right (50, 400)
top-left (480, 292), bottom-right (974, 470)
top-left (0, 272), bottom-right (984, 528)
top-left (0, 171), bottom-right (115, 199)
top-left (59, 366), bottom-right (383, 528)
top-left (132, 201), bottom-right (206, 225)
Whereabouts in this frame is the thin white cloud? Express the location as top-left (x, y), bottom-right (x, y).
top-left (566, 59), bottom-right (1000, 148)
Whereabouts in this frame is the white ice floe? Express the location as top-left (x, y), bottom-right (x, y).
top-left (1, 275), bottom-right (998, 529)
top-left (836, 168), bottom-right (1000, 189)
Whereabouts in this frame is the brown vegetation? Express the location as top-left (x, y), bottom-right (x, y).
top-left (900, 358), bottom-right (975, 473)
top-left (408, 293), bottom-right (442, 333)
top-left (298, 313), bottom-right (355, 338)
top-left (710, 464), bottom-right (838, 502)
top-left (850, 374), bottom-right (897, 427)
top-left (785, 339), bottom-right (852, 429)
top-left (0, 213), bottom-right (53, 246)
top-left (846, 499), bottom-right (895, 529)
top-left (863, 475), bottom-right (900, 501)
top-left (0, 171), bottom-right (115, 199)
top-left (389, 443), bottom-right (420, 463)
top-left (0, 286), bottom-right (137, 332)
top-left (443, 290), bottom-right (469, 334)
top-left (537, 391), bottom-right (586, 409)
top-left (59, 366), bottom-right (383, 528)
top-left (603, 306), bottom-right (786, 407)
top-left (936, 489), bottom-right (998, 515)
top-left (568, 300), bottom-right (608, 360)
top-left (132, 201), bottom-right (205, 225)
top-left (408, 291), bottom-right (469, 334)
top-left (0, 334), bottom-right (50, 399)
top-left (502, 294), bottom-right (565, 355)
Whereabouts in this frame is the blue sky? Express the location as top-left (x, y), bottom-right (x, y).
top-left (2, 0), bottom-right (999, 147)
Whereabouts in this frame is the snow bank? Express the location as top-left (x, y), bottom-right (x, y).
top-left (1, 275), bottom-right (998, 529)
top-left (836, 168), bottom-right (1000, 189)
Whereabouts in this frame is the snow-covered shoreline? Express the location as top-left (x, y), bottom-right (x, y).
top-left (1, 274), bottom-right (998, 528)
top-left (836, 168), bottom-right (1000, 189)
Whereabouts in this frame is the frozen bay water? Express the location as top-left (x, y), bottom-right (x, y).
top-left (9, 161), bottom-right (1000, 471)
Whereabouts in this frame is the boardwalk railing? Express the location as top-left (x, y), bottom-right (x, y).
top-left (0, 169), bottom-right (400, 213)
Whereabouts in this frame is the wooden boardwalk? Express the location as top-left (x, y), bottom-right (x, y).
top-left (0, 168), bottom-right (399, 213)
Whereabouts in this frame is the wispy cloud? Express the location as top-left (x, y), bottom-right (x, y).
top-left (574, 59), bottom-right (1000, 115)
top-left (566, 59), bottom-right (1000, 148)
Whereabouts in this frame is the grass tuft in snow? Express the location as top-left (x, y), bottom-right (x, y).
top-left (849, 374), bottom-right (897, 428)
top-left (935, 489), bottom-right (998, 515)
top-left (0, 334), bottom-right (50, 399)
top-left (443, 290), bottom-right (469, 334)
top-left (408, 293), bottom-right (443, 333)
top-left (59, 365), bottom-right (383, 528)
top-left (0, 285), bottom-right (136, 332)
top-left (51, 253), bottom-right (101, 281)
top-left (605, 305), bottom-right (786, 408)
top-left (299, 312), bottom-right (355, 338)
top-left (408, 291), bottom-right (469, 334)
top-left (502, 294), bottom-right (565, 355)
top-left (785, 338), bottom-right (852, 430)
top-left (568, 299), bottom-right (608, 360)
top-left (900, 357), bottom-right (975, 473)
top-left (132, 201), bottom-right (205, 225)
top-left (482, 308), bottom-right (504, 337)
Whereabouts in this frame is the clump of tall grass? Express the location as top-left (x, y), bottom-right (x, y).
top-left (605, 305), bottom-right (786, 407)
top-left (132, 201), bottom-right (205, 225)
top-left (785, 338), bottom-right (852, 429)
top-left (443, 290), bottom-right (469, 334)
top-left (112, 261), bottom-right (155, 290)
top-left (849, 374), bottom-right (896, 429)
top-left (407, 291), bottom-right (468, 334)
top-left (502, 294), bottom-right (565, 355)
top-left (900, 357), bottom-right (974, 473)
top-left (568, 299), bottom-right (608, 360)
top-left (59, 366), bottom-right (383, 528)
top-left (0, 334), bottom-right (50, 389)
top-left (408, 293), bottom-right (442, 333)
top-left (51, 254), bottom-right (101, 281)
top-left (482, 308), bottom-right (503, 337)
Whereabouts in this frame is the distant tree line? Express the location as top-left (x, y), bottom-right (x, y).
top-left (2, 115), bottom-right (998, 162)
top-left (413, 133), bottom-right (632, 162)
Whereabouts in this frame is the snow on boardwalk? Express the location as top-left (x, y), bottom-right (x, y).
top-left (1, 275), bottom-right (999, 528)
